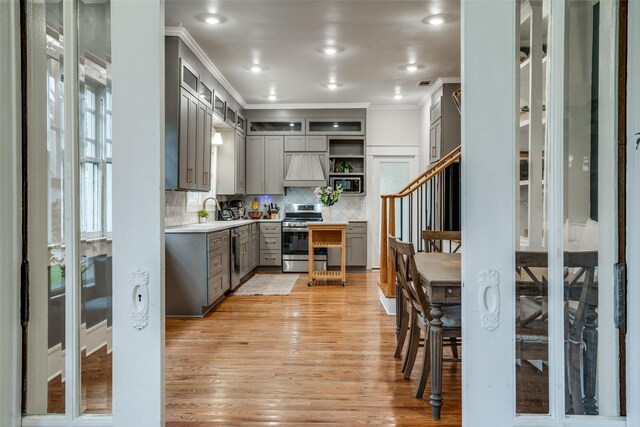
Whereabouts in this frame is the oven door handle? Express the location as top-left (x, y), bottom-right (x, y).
top-left (283, 227), bottom-right (308, 232)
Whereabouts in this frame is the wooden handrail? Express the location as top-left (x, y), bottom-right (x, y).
top-left (382, 145), bottom-right (461, 199)
top-left (378, 145), bottom-right (462, 299)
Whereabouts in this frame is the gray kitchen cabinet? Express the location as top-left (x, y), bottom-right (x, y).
top-left (166, 39), bottom-right (213, 192)
top-left (347, 234), bottom-right (367, 266)
top-left (328, 221), bottom-right (367, 268)
top-left (245, 136), bottom-right (284, 195)
top-left (248, 119), bottom-right (305, 135)
top-left (284, 135), bottom-right (327, 152)
top-left (259, 222), bottom-right (282, 266)
top-left (246, 136), bottom-right (264, 195)
top-left (217, 129), bottom-right (246, 195)
top-left (166, 230), bottom-right (230, 316)
top-left (305, 136), bottom-right (327, 151)
top-left (250, 223), bottom-right (259, 270)
top-left (284, 135), bottom-right (305, 151)
top-left (177, 88), bottom-right (199, 190)
top-left (196, 102), bottom-right (213, 192)
top-left (306, 118), bottom-right (365, 135)
top-left (236, 131), bottom-right (246, 194)
top-left (429, 83), bottom-right (460, 164)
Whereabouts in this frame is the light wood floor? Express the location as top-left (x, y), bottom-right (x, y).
top-left (165, 272), bottom-right (462, 426)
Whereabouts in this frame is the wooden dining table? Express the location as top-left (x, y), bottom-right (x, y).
top-left (411, 251), bottom-right (599, 419)
top-left (412, 252), bottom-right (462, 420)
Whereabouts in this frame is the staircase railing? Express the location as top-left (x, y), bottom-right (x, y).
top-left (379, 145), bottom-right (461, 297)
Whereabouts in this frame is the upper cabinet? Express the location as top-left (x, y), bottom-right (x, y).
top-left (217, 129), bottom-right (246, 195)
top-left (236, 114), bottom-right (246, 134)
top-left (247, 119), bottom-right (305, 135)
top-left (166, 38), bottom-right (213, 192)
top-left (306, 118), bottom-right (365, 135)
top-left (429, 83), bottom-right (461, 164)
top-left (213, 92), bottom-right (226, 121)
top-left (198, 80), bottom-right (213, 109)
top-left (180, 59), bottom-right (198, 97)
top-left (284, 135), bottom-right (327, 152)
top-left (246, 136), bottom-right (284, 195)
top-left (225, 105), bottom-right (237, 129)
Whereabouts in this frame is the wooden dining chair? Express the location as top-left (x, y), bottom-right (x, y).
top-left (422, 230), bottom-right (462, 254)
top-left (515, 251), bottom-right (598, 415)
top-left (389, 236), bottom-right (418, 373)
top-left (394, 239), bottom-right (462, 399)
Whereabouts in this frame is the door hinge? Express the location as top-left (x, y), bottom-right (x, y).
top-left (614, 262), bottom-right (626, 328)
top-left (20, 259), bottom-right (30, 327)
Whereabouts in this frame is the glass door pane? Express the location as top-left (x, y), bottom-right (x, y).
top-left (562, 0), bottom-right (620, 416)
top-left (78, 0), bottom-right (112, 414)
top-left (380, 161), bottom-right (410, 240)
top-left (515, 0), bottom-right (550, 414)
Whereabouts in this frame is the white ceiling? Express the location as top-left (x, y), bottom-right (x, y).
top-left (165, 0), bottom-right (461, 107)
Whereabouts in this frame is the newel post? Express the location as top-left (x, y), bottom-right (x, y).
top-left (379, 196), bottom-right (388, 291)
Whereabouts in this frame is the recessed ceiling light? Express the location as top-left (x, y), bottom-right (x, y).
top-left (394, 94), bottom-right (403, 100)
top-left (316, 45), bottom-right (345, 55)
top-left (402, 63), bottom-right (424, 72)
top-left (203, 14), bottom-right (226, 25)
top-left (333, 123), bottom-right (339, 128)
top-left (250, 65), bottom-right (262, 73)
top-left (323, 82), bottom-right (343, 90)
top-left (289, 122), bottom-right (295, 127)
top-left (423, 15), bottom-right (445, 25)
top-left (267, 94), bottom-right (278, 101)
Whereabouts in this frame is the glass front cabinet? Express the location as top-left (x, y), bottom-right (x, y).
top-left (247, 119), bottom-right (305, 135)
top-left (306, 118), bottom-right (365, 135)
top-left (213, 92), bottom-right (226, 121)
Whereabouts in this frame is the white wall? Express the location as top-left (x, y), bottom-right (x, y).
top-left (366, 106), bottom-right (421, 270)
top-left (419, 100), bottom-right (432, 171)
top-left (366, 107), bottom-right (421, 148)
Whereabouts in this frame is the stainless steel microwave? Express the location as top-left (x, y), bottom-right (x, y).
top-left (330, 176), bottom-right (362, 194)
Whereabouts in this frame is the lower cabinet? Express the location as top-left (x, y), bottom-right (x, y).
top-left (259, 222), bottom-right (282, 266)
top-left (328, 221), bottom-right (367, 268)
top-left (166, 229), bottom-right (230, 316)
top-left (250, 223), bottom-right (259, 271)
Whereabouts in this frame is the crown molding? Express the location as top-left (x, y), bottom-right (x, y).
top-left (165, 26), bottom-right (248, 109)
top-left (418, 77), bottom-right (461, 107)
top-left (367, 104), bottom-right (421, 111)
top-left (244, 102), bottom-right (370, 110)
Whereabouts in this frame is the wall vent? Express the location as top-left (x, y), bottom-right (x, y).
top-left (417, 80), bottom-right (432, 87)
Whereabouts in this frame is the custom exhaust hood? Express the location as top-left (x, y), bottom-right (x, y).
top-left (283, 153), bottom-right (327, 187)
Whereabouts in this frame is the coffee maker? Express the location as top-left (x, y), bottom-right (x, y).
top-left (217, 201), bottom-right (235, 221)
top-left (230, 199), bottom-right (245, 219)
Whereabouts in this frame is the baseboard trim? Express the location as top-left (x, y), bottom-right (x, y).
top-left (377, 286), bottom-right (396, 315)
top-left (48, 319), bottom-right (112, 381)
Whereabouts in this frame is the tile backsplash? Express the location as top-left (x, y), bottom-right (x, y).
top-left (243, 188), bottom-right (366, 220)
top-left (165, 188), bottom-right (366, 227)
top-left (165, 191), bottom-right (207, 227)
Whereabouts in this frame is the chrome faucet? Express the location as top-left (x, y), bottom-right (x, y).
top-left (202, 197), bottom-right (221, 219)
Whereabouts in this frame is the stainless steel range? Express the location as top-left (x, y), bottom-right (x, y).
top-left (282, 203), bottom-right (327, 273)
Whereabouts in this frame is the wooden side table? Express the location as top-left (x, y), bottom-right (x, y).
top-left (307, 222), bottom-right (347, 287)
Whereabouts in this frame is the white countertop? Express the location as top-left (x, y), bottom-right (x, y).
top-left (166, 218), bottom-right (283, 234)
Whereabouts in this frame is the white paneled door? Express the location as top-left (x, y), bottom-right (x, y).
top-left (370, 155), bottom-right (418, 269)
top-left (19, 0), bottom-right (165, 426)
top-left (462, 0), bottom-right (636, 425)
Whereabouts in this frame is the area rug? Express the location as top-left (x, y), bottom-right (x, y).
top-left (234, 274), bottom-right (299, 296)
